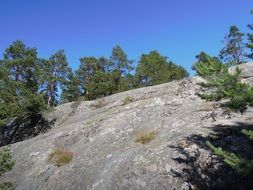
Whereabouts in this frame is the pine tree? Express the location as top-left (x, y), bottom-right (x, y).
top-left (0, 41), bottom-right (47, 145)
top-left (76, 56), bottom-right (118, 100)
top-left (60, 69), bottom-right (82, 103)
top-left (246, 10), bottom-right (253, 60)
top-left (86, 71), bottom-right (116, 100)
top-left (136, 51), bottom-right (188, 87)
top-left (0, 147), bottom-right (14, 176)
top-left (207, 140), bottom-right (253, 175)
top-left (0, 41), bottom-right (46, 127)
top-left (219, 25), bottom-right (245, 65)
top-left (40, 50), bottom-right (70, 108)
top-left (194, 51), bottom-right (253, 112)
top-left (76, 56), bottom-right (102, 97)
top-left (109, 46), bottom-right (133, 91)
top-left (3, 40), bottom-right (40, 92)
top-left (0, 66), bottom-right (21, 127)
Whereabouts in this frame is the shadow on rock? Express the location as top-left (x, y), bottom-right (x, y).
top-left (0, 113), bottom-right (56, 147)
top-left (170, 122), bottom-right (253, 190)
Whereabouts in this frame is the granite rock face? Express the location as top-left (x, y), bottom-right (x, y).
top-left (1, 63), bottom-right (253, 190)
top-left (229, 62), bottom-right (253, 84)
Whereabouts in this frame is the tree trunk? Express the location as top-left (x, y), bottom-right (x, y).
top-left (47, 81), bottom-right (54, 108)
top-left (47, 94), bottom-right (51, 109)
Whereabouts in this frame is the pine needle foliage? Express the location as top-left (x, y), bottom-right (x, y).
top-left (241, 129), bottom-right (253, 141)
top-left (194, 52), bottom-right (253, 112)
top-left (207, 141), bottom-right (253, 175)
top-left (206, 139), bottom-right (253, 175)
top-left (0, 147), bottom-right (14, 176)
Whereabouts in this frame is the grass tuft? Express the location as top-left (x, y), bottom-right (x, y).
top-left (135, 130), bottom-right (156, 144)
top-left (123, 96), bottom-right (135, 105)
top-left (91, 98), bottom-right (106, 109)
top-left (48, 149), bottom-right (73, 167)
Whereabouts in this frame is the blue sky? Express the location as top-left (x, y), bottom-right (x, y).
top-left (0, 0), bottom-right (252, 75)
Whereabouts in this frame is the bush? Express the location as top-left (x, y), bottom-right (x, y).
top-left (194, 52), bottom-right (253, 112)
top-left (0, 147), bottom-right (14, 176)
top-left (207, 135), bottom-right (253, 175)
top-left (0, 182), bottom-right (14, 190)
top-left (242, 129), bottom-right (253, 140)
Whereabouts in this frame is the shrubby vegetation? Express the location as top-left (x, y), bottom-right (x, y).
top-left (0, 147), bottom-right (14, 176)
top-left (0, 147), bottom-right (14, 189)
top-left (193, 9), bottom-right (253, 178)
top-left (194, 51), bottom-right (253, 177)
top-left (194, 52), bottom-right (253, 112)
top-left (123, 96), bottom-right (135, 105)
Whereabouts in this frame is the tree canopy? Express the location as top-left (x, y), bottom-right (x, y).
top-left (219, 25), bottom-right (245, 65)
top-left (136, 51), bottom-right (188, 87)
top-left (0, 42), bottom-right (189, 144)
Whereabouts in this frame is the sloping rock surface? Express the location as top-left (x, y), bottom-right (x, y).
top-left (1, 63), bottom-right (253, 190)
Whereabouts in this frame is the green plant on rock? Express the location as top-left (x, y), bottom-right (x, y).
top-left (48, 149), bottom-right (73, 167)
top-left (194, 52), bottom-right (253, 112)
top-left (0, 147), bottom-right (15, 190)
top-left (123, 96), bottom-right (135, 105)
top-left (91, 98), bottom-right (106, 109)
top-left (135, 130), bottom-right (156, 144)
top-left (0, 182), bottom-right (14, 190)
top-left (0, 147), bottom-right (14, 176)
top-left (195, 51), bottom-right (253, 177)
top-left (242, 129), bottom-right (253, 140)
top-left (206, 140), bottom-right (253, 175)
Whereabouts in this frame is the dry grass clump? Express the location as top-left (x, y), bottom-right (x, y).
top-left (135, 130), bottom-right (156, 144)
top-left (91, 98), bottom-right (106, 109)
top-left (48, 149), bottom-right (73, 167)
top-left (123, 96), bottom-right (135, 105)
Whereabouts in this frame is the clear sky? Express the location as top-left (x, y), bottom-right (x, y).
top-left (0, 0), bottom-right (252, 75)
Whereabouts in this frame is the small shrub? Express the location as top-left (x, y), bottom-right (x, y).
top-left (0, 147), bottom-right (14, 176)
top-left (242, 129), bottom-right (253, 141)
top-left (0, 182), bottom-right (14, 190)
top-left (206, 141), bottom-right (253, 175)
top-left (194, 52), bottom-right (253, 112)
top-left (123, 96), bottom-right (135, 105)
top-left (135, 130), bottom-right (156, 144)
top-left (91, 98), bottom-right (106, 109)
top-left (44, 107), bottom-right (55, 114)
top-left (48, 149), bottom-right (73, 167)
